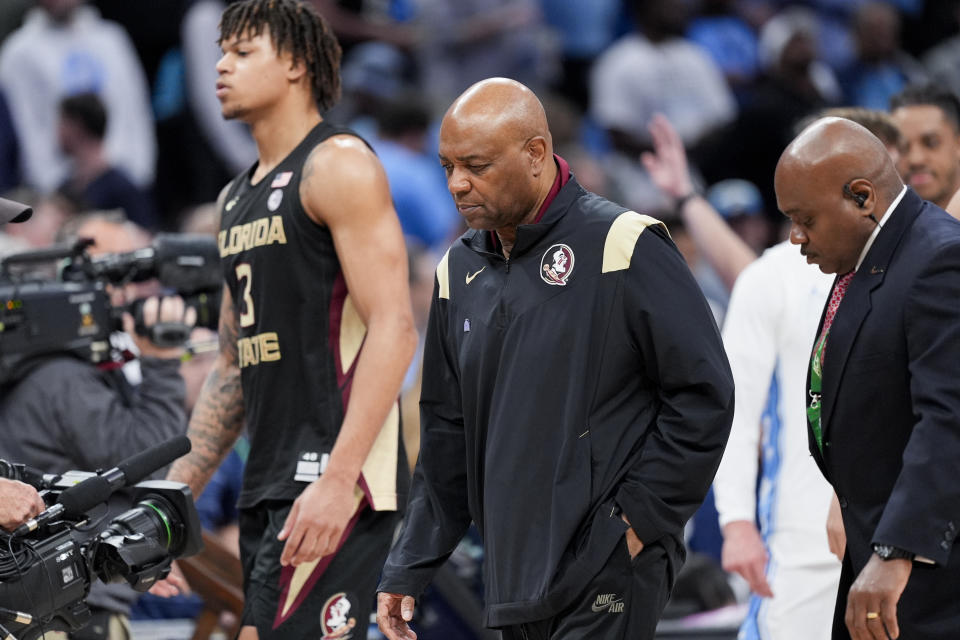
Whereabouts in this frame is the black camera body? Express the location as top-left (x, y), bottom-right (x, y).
top-left (0, 234), bottom-right (221, 384)
top-left (0, 476), bottom-right (202, 640)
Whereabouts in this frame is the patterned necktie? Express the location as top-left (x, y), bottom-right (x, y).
top-left (820, 270), bottom-right (856, 340)
top-left (808, 270), bottom-right (856, 452)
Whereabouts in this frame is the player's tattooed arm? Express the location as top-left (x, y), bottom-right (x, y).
top-left (167, 190), bottom-right (245, 497)
top-left (168, 285), bottom-right (244, 497)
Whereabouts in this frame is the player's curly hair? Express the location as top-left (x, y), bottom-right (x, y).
top-left (219, 0), bottom-right (342, 112)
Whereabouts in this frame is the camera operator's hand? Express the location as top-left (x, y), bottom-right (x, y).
top-left (123, 295), bottom-right (197, 360)
top-left (148, 560), bottom-right (192, 597)
top-left (0, 478), bottom-right (45, 531)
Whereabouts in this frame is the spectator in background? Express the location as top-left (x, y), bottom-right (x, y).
top-left (56, 93), bottom-right (158, 230)
top-left (592, 0), bottom-right (736, 155)
top-left (540, 0), bottom-right (624, 112)
top-left (414, 0), bottom-right (557, 106)
top-left (687, 0), bottom-right (760, 99)
top-left (838, 1), bottom-right (926, 110)
top-left (922, 2), bottom-right (960, 100)
top-left (309, 0), bottom-right (418, 54)
top-left (181, 0), bottom-right (257, 176)
top-left (371, 95), bottom-right (459, 251)
top-left (590, 0), bottom-right (736, 214)
top-left (705, 6), bottom-right (839, 218)
top-left (0, 0), bottom-right (155, 194)
top-left (333, 41), bottom-right (413, 140)
top-left (890, 84), bottom-right (960, 208)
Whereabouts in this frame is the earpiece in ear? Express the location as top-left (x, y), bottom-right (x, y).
top-left (843, 183), bottom-right (867, 208)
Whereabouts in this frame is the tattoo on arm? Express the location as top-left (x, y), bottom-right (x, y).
top-left (168, 286), bottom-right (245, 496)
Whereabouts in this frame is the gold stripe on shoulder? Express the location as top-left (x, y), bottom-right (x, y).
top-left (437, 248), bottom-right (451, 299)
top-left (602, 211), bottom-right (669, 273)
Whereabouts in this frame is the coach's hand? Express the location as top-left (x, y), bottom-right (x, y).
top-left (845, 554), bottom-right (911, 640)
top-left (278, 473), bottom-right (357, 566)
top-left (620, 513), bottom-right (645, 559)
top-left (377, 592), bottom-right (417, 640)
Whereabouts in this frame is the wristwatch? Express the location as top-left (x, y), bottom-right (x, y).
top-left (872, 543), bottom-right (914, 561)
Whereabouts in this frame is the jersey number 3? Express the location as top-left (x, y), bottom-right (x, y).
top-left (235, 263), bottom-right (255, 328)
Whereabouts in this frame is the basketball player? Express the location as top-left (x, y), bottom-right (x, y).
top-left (164, 2), bottom-right (417, 638)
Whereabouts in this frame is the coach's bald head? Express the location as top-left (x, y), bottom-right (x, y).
top-left (775, 117), bottom-right (904, 274)
top-left (438, 78), bottom-right (556, 249)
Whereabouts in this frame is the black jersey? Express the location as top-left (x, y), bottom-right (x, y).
top-left (218, 121), bottom-right (406, 509)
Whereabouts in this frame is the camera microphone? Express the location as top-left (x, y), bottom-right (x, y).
top-left (11, 436), bottom-right (191, 536)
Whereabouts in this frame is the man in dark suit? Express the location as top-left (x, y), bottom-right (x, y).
top-left (775, 116), bottom-right (960, 640)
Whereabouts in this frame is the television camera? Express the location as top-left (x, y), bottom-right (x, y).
top-left (0, 233), bottom-right (221, 385)
top-left (0, 436), bottom-right (202, 640)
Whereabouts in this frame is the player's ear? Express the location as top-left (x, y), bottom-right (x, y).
top-left (285, 55), bottom-right (307, 83)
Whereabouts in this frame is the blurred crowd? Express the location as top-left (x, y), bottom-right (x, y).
top-left (1, 0), bottom-right (960, 257)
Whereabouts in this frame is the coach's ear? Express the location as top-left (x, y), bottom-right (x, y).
top-left (526, 136), bottom-right (548, 178)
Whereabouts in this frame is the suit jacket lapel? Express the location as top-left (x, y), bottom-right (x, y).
top-left (820, 189), bottom-right (922, 438)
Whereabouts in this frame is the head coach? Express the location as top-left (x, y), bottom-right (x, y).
top-left (376, 78), bottom-right (734, 640)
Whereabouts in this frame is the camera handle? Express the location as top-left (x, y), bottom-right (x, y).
top-left (127, 298), bottom-right (192, 348)
top-left (137, 322), bottom-right (192, 349)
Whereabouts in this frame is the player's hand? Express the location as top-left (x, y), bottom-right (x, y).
top-left (845, 554), bottom-right (911, 640)
top-left (721, 520), bottom-right (774, 597)
top-left (377, 592), bottom-right (417, 640)
top-left (641, 113), bottom-right (695, 200)
top-left (620, 513), bottom-right (645, 558)
top-left (0, 478), bottom-right (45, 531)
top-left (124, 295), bottom-right (197, 359)
top-left (148, 560), bottom-right (192, 597)
top-left (278, 473), bottom-right (357, 566)
top-left (826, 492), bottom-right (847, 562)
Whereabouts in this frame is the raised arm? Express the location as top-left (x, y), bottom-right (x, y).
top-left (642, 113), bottom-right (756, 290)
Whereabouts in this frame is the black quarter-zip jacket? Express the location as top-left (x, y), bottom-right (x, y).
top-left (379, 176), bottom-right (734, 628)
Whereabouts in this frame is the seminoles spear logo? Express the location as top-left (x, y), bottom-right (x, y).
top-left (320, 593), bottom-right (356, 639)
top-left (540, 243), bottom-right (575, 286)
